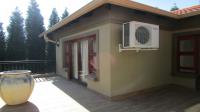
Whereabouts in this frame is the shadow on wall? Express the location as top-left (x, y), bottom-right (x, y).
top-left (0, 102), bottom-right (39, 112)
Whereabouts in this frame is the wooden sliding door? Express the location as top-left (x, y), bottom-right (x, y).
top-left (63, 34), bottom-right (97, 84)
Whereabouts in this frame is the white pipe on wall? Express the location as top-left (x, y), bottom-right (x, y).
top-left (44, 34), bottom-right (57, 44)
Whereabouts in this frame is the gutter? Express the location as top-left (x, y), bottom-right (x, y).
top-left (44, 33), bottom-right (59, 46)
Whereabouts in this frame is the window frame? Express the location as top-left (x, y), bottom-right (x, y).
top-left (176, 36), bottom-right (199, 74)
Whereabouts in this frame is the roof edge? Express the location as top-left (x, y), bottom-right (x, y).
top-left (39, 0), bottom-right (199, 37)
top-left (39, 0), bottom-right (107, 37)
top-left (179, 10), bottom-right (200, 18)
top-left (108, 0), bottom-right (179, 19)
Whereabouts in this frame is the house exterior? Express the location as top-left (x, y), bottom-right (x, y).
top-left (41, 0), bottom-right (200, 98)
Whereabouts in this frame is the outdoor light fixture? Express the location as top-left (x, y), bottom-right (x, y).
top-left (56, 40), bottom-right (60, 47)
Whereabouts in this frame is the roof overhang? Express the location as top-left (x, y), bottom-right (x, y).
top-left (39, 0), bottom-right (200, 37)
top-left (178, 10), bottom-right (200, 18)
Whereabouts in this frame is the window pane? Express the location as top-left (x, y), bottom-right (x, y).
top-left (180, 40), bottom-right (194, 52)
top-left (93, 39), bottom-right (97, 53)
top-left (88, 38), bottom-right (97, 75)
top-left (180, 56), bottom-right (194, 67)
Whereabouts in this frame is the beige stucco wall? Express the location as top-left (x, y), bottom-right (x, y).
top-left (56, 23), bottom-right (112, 96)
top-left (110, 23), bottom-right (173, 96)
top-left (172, 76), bottom-right (196, 89)
top-left (86, 24), bottom-right (112, 97)
top-left (55, 22), bottom-right (196, 97)
top-left (56, 42), bottom-right (67, 78)
top-left (52, 4), bottom-right (199, 98)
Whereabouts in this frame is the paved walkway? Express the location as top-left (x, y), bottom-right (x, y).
top-left (0, 76), bottom-right (200, 112)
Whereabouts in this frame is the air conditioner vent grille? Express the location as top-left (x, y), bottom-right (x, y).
top-left (135, 26), bottom-right (150, 44)
top-left (123, 23), bottom-right (130, 47)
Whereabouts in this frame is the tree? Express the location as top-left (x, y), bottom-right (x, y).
top-left (170, 3), bottom-right (179, 11)
top-left (49, 8), bottom-right (59, 28)
top-left (61, 8), bottom-right (69, 19)
top-left (6, 7), bottom-right (26, 61)
top-left (25, 0), bottom-right (45, 60)
top-left (0, 23), bottom-right (6, 61)
top-left (47, 8), bottom-right (59, 62)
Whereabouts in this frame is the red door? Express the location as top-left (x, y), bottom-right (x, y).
top-left (63, 34), bottom-right (97, 84)
top-left (64, 41), bottom-right (72, 79)
top-left (64, 41), bottom-right (83, 82)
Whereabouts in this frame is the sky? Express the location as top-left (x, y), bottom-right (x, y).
top-left (0, 0), bottom-right (92, 32)
top-left (0, 0), bottom-right (199, 33)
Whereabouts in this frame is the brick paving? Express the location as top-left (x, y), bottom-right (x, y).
top-left (0, 76), bottom-right (200, 112)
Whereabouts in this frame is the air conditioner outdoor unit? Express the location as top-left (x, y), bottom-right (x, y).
top-left (122, 21), bottom-right (159, 49)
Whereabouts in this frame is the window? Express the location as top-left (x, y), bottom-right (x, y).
top-left (88, 37), bottom-right (97, 75)
top-left (176, 36), bottom-right (198, 73)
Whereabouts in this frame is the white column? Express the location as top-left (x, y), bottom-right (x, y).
top-left (72, 42), bottom-right (78, 79)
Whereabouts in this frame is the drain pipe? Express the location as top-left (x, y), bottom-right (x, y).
top-left (44, 33), bottom-right (59, 46)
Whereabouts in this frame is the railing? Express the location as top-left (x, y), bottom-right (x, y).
top-left (0, 60), bottom-right (56, 73)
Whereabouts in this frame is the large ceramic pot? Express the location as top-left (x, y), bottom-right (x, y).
top-left (0, 70), bottom-right (34, 105)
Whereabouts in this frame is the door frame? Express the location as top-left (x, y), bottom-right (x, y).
top-left (64, 34), bottom-right (96, 84)
top-left (176, 35), bottom-right (199, 74)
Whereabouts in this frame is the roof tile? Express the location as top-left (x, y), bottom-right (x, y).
top-left (171, 5), bottom-right (200, 15)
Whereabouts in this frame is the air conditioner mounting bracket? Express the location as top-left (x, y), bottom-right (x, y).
top-left (119, 44), bottom-right (159, 53)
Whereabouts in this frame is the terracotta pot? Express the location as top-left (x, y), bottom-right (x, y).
top-left (0, 70), bottom-right (34, 105)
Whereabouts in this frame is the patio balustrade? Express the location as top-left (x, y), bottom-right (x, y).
top-left (0, 60), bottom-right (55, 73)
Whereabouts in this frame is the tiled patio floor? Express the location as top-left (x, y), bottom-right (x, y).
top-left (0, 76), bottom-right (200, 112)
